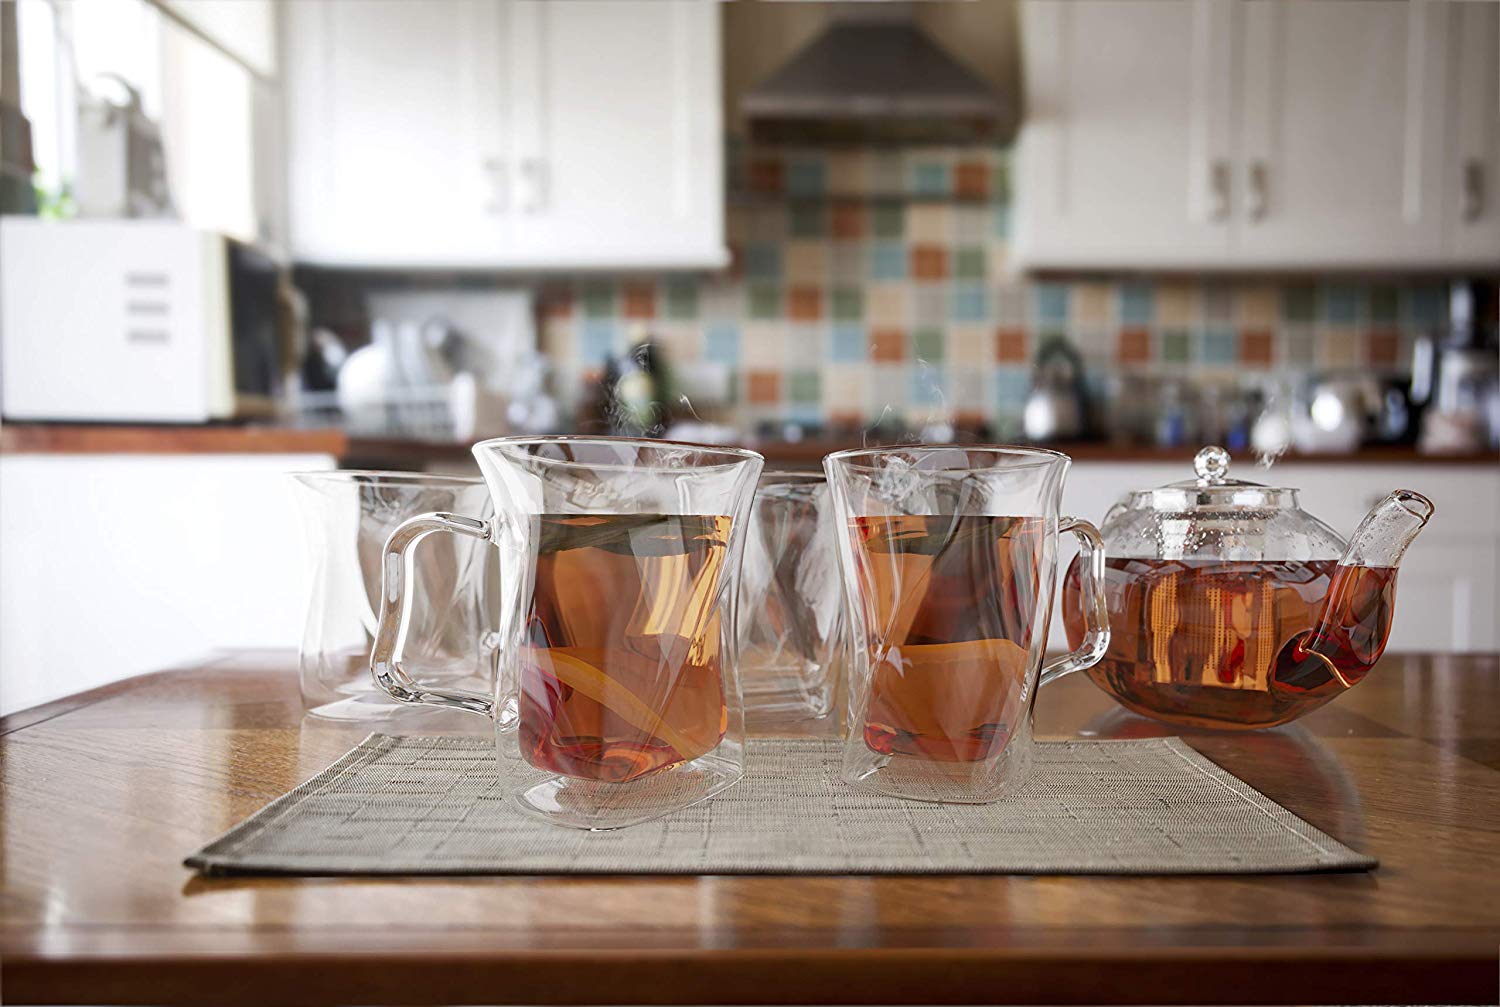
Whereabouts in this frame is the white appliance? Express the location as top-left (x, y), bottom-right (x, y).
top-left (0, 218), bottom-right (281, 422)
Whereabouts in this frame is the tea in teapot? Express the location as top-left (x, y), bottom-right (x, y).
top-left (1063, 447), bottom-right (1432, 730)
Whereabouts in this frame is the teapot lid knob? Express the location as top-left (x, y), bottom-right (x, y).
top-left (1193, 445), bottom-right (1232, 485)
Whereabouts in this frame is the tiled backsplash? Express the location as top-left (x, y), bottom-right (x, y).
top-left (534, 145), bottom-right (1452, 430)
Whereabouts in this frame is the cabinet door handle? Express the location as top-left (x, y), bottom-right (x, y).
top-left (483, 156), bottom-right (508, 214)
top-left (1462, 159), bottom-right (1484, 222)
top-left (520, 157), bottom-right (548, 213)
top-left (1247, 160), bottom-right (1269, 221)
top-left (1209, 160), bottom-right (1230, 221)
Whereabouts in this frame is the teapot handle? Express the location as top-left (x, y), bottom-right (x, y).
top-left (370, 511), bottom-right (497, 718)
top-left (1041, 517), bottom-right (1110, 687)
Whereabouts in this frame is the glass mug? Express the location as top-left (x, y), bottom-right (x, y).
top-left (736, 470), bottom-right (845, 728)
top-left (824, 445), bottom-right (1110, 804)
top-left (291, 471), bottom-right (494, 721)
top-left (372, 436), bottom-right (764, 830)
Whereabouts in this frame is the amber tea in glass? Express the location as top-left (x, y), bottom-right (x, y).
top-left (372, 436), bottom-right (762, 830)
top-left (825, 445), bottom-right (1109, 804)
top-left (521, 514), bottom-right (731, 783)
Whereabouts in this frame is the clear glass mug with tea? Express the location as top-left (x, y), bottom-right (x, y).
top-left (824, 445), bottom-right (1110, 804)
top-left (1062, 446), bottom-right (1433, 730)
top-left (736, 470), bottom-right (846, 728)
top-left (371, 436), bottom-right (763, 830)
top-left (292, 471), bottom-right (494, 721)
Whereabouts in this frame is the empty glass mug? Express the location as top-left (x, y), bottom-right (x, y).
top-left (824, 445), bottom-right (1110, 803)
top-left (292, 471), bottom-right (494, 721)
top-left (737, 471), bottom-right (845, 727)
top-left (372, 436), bottom-right (764, 830)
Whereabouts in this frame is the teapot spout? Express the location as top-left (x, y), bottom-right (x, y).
top-left (1272, 490), bottom-right (1434, 699)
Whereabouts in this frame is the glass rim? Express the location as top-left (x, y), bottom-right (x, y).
top-left (473, 434), bottom-right (765, 468)
top-left (289, 469), bottom-right (484, 486)
top-left (823, 443), bottom-right (1072, 470)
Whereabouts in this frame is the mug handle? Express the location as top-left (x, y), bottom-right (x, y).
top-left (1040, 516), bottom-right (1110, 687)
top-left (370, 511), bottom-right (497, 718)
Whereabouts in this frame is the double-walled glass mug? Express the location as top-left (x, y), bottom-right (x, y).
top-left (824, 445), bottom-right (1110, 803)
top-left (372, 437), bottom-right (764, 830)
top-left (291, 471), bottom-right (494, 721)
top-left (737, 470), bottom-right (846, 728)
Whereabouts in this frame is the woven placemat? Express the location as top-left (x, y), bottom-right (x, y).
top-left (186, 735), bottom-right (1375, 876)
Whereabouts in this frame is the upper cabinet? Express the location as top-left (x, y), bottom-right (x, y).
top-left (283, 1), bottom-right (726, 269)
top-left (1015, 0), bottom-right (1500, 270)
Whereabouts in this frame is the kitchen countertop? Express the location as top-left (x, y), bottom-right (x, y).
top-left (2, 422), bottom-right (1497, 468)
top-left (1, 650), bottom-right (1496, 1005)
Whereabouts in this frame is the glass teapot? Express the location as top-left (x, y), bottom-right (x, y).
top-left (1063, 447), bottom-right (1434, 729)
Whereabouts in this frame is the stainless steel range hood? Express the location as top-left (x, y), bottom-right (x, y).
top-left (741, 8), bottom-right (1013, 145)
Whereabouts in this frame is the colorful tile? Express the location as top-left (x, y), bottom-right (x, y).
top-left (1407, 284), bottom-right (1447, 325)
top-left (1071, 282), bottom-right (1111, 325)
top-left (991, 203), bottom-right (1011, 239)
top-left (996, 327), bottom-right (1028, 362)
top-left (662, 279), bottom-right (698, 320)
top-left (912, 284), bottom-right (947, 326)
top-left (823, 364), bottom-right (866, 408)
top-left (950, 325), bottom-right (989, 365)
top-left (950, 283), bottom-right (988, 322)
top-left (1239, 329), bottom-right (1274, 366)
top-left (830, 204), bottom-right (865, 239)
top-left (991, 156), bottom-right (1011, 202)
top-left (1284, 324), bottom-right (1317, 367)
top-left (912, 326), bottom-right (945, 362)
top-left (787, 286), bottom-right (823, 321)
top-left (1320, 326), bottom-right (1359, 367)
top-left (831, 287), bottom-right (864, 322)
top-left (580, 320), bottom-right (618, 365)
top-left (1117, 327), bottom-right (1151, 364)
top-left (1161, 328), bottom-right (1192, 364)
top-left (952, 205), bottom-right (989, 243)
top-left (907, 205), bottom-right (949, 243)
top-left (911, 160), bottom-right (950, 197)
top-left (910, 366), bottom-right (948, 406)
top-left (1202, 327), bottom-right (1237, 365)
top-left (871, 202), bottom-right (904, 239)
top-left (953, 161), bottom-right (989, 199)
top-left (954, 246), bottom-right (986, 280)
top-left (748, 284), bottom-right (781, 320)
top-left (700, 280), bottom-right (744, 320)
top-left (870, 242), bottom-right (907, 280)
top-left (540, 284), bottom-right (574, 320)
top-left (1236, 285), bottom-right (1279, 326)
top-left (1282, 284), bottom-right (1317, 323)
top-left (868, 153), bottom-right (905, 194)
top-left (1118, 283), bottom-right (1153, 325)
top-left (870, 364), bottom-right (909, 414)
top-left (581, 282), bottom-right (616, 318)
top-left (951, 368), bottom-right (985, 410)
top-left (788, 202), bottom-right (825, 238)
top-left (1035, 283), bottom-right (1070, 325)
top-left (746, 370), bottom-right (782, 404)
top-left (1322, 284), bottom-right (1364, 324)
top-left (911, 245), bottom-right (949, 280)
top-left (867, 284), bottom-right (907, 324)
top-left (621, 282), bottom-right (656, 319)
top-left (787, 369), bottom-right (821, 404)
top-left (783, 240), bottom-right (827, 282)
top-left (1365, 329), bottom-right (1401, 368)
top-left (828, 242), bottom-right (866, 284)
top-left (870, 328), bottom-right (906, 361)
top-left (1156, 284), bottom-right (1196, 327)
top-left (994, 366), bottom-right (1029, 410)
top-left (786, 158), bottom-right (826, 197)
top-left (741, 323), bottom-right (786, 367)
top-left (743, 242), bottom-right (782, 281)
top-left (748, 158), bottom-right (784, 194)
top-left (703, 323), bottom-right (740, 366)
top-left (993, 283), bottom-right (1027, 323)
top-left (1369, 285), bottom-right (1400, 323)
top-left (831, 323), bottom-right (867, 363)
top-left (825, 151), bottom-right (865, 195)
top-left (1202, 285), bottom-right (1233, 323)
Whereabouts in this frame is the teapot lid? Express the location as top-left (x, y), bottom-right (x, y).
top-left (1127, 446), bottom-right (1299, 513)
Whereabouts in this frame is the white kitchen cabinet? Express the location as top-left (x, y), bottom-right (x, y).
top-left (1015, 1), bottom-right (1235, 269)
top-left (1049, 462), bottom-right (1500, 656)
top-left (1015, 0), bottom-right (1500, 270)
top-left (283, 0), bottom-right (725, 269)
top-left (1444, 1), bottom-right (1500, 264)
top-left (1234, 1), bottom-right (1448, 266)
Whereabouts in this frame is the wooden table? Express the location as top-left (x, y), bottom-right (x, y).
top-left (2, 652), bottom-right (1497, 1005)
